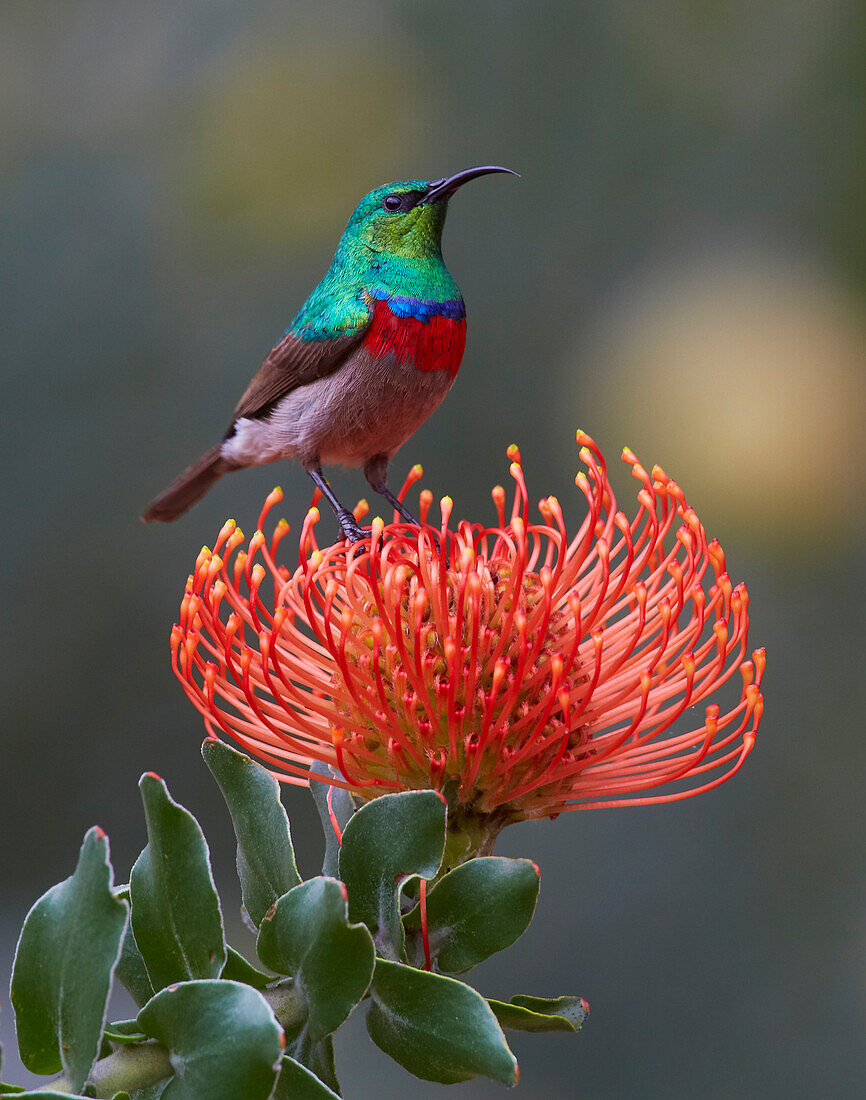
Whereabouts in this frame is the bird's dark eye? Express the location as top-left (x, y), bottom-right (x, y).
top-left (382, 194), bottom-right (403, 212)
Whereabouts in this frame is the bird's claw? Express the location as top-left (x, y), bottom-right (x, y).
top-left (337, 510), bottom-right (369, 544)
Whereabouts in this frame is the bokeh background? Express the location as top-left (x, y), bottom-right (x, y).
top-left (2, 2), bottom-right (865, 1095)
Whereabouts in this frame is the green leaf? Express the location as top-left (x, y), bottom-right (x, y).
top-left (113, 889), bottom-right (155, 1008)
top-left (273, 1055), bottom-right (341, 1099)
top-left (294, 1036), bottom-right (339, 1095)
top-left (102, 1018), bottom-right (149, 1045)
top-left (488, 993), bottom-right (589, 1032)
top-left (309, 762), bottom-right (356, 878)
top-left (129, 773), bottom-right (226, 991)
top-left (404, 856), bottom-right (540, 973)
top-left (511, 993), bottom-right (589, 1027)
top-left (492, 994), bottom-right (589, 1033)
top-left (367, 959), bottom-right (518, 1086)
top-left (221, 946), bottom-right (272, 989)
top-left (115, 927), bottom-right (155, 1008)
top-left (130, 1085), bottom-right (168, 1100)
top-left (9, 1093), bottom-right (89, 1098)
top-left (257, 878), bottom-right (374, 1041)
top-left (10, 827), bottom-right (128, 1091)
top-left (338, 791), bottom-right (446, 959)
top-left (202, 738), bottom-right (301, 928)
top-left (260, 984), bottom-right (339, 1091)
top-left (137, 980), bottom-right (283, 1100)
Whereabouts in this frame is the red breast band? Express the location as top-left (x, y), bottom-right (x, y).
top-left (363, 299), bottom-right (466, 378)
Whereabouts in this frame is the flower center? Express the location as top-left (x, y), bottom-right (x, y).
top-left (328, 557), bottom-right (590, 813)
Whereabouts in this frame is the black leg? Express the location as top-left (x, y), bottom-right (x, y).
top-left (364, 454), bottom-right (420, 526)
top-left (307, 468), bottom-right (367, 542)
top-left (380, 485), bottom-right (420, 525)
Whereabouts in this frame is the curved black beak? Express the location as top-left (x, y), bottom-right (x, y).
top-left (419, 165), bottom-right (519, 205)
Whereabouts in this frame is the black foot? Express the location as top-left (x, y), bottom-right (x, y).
top-left (337, 509), bottom-right (368, 543)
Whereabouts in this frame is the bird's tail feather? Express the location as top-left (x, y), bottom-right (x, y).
top-left (141, 445), bottom-right (231, 522)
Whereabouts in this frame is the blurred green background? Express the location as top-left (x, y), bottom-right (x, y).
top-left (2, 1), bottom-right (864, 1095)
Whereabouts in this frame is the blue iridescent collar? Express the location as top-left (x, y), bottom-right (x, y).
top-left (370, 288), bottom-right (466, 321)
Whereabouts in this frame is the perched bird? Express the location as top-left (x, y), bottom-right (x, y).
top-left (142, 166), bottom-right (517, 539)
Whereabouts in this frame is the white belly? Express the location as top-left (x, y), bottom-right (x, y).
top-left (220, 349), bottom-right (456, 470)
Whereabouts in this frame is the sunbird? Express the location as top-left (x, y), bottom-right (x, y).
top-left (142, 166), bottom-right (517, 539)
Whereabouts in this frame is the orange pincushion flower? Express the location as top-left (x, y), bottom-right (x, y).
top-left (173, 432), bottom-right (764, 828)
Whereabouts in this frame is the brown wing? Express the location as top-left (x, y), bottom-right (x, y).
top-left (229, 328), bottom-right (368, 429)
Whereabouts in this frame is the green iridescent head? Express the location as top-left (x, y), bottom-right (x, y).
top-left (341, 166), bottom-right (519, 259)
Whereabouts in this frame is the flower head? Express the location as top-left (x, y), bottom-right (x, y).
top-left (173, 432), bottom-right (764, 833)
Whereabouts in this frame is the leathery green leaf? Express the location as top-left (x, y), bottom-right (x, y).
top-left (129, 773), bottom-right (225, 990)
top-left (367, 959), bottom-right (517, 1086)
top-left (273, 1055), bottom-right (341, 1098)
top-left (8, 1093), bottom-right (89, 1098)
top-left (221, 946), bottom-right (272, 989)
top-left (338, 791), bottom-right (445, 959)
top-left (124, 1085), bottom-right (167, 1100)
top-left (257, 877), bottom-right (374, 1041)
top-left (290, 1035), bottom-right (339, 1094)
top-left (128, 1086), bottom-right (168, 1100)
top-left (489, 994), bottom-right (589, 1032)
top-left (137, 980), bottom-right (283, 1100)
top-left (404, 856), bottom-right (539, 973)
top-left (113, 888), bottom-right (155, 1008)
top-left (202, 737), bottom-right (300, 927)
top-left (102, 1018), bottom-right (148, 1045)
top-left (309, 761), bottom-right (356, 878)
top-left (10, 827), bottom-right (128, 1091)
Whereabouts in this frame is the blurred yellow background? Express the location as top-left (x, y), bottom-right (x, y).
top-left (1, 2), bottom-right (863, 1095)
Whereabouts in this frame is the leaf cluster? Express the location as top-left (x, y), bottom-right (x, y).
top-left (2, 740), bottom-right (587, 1097)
